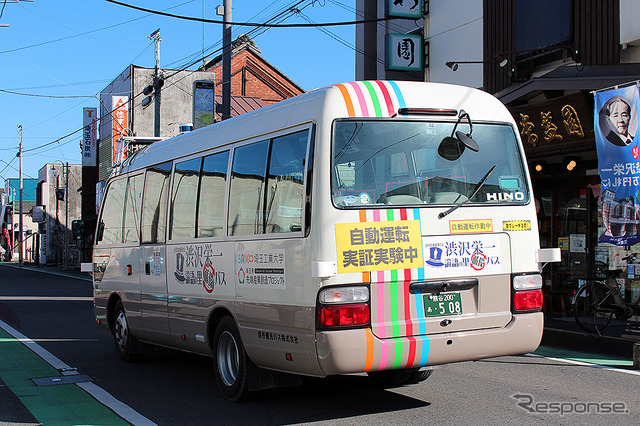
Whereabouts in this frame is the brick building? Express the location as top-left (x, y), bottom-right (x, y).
top-left (202, 34), bottom-right (304, 106)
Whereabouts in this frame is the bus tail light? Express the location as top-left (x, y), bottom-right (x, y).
top-left (317, 286), bottom-right (370, 328)
top-left (318, 304), bottom-right (370, 327)
top-left (513, 289), bottom-right (543, 312)
top-left (512, 274), bottom-right (543, 312)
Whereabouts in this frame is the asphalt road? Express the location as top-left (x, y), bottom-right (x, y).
top-left (0, 263), bottom-right (638, 425)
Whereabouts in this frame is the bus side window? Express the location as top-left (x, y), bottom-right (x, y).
top-left (170, 157), bottom-right (202, 240)
top-left (265, 131), bottom-right (307, 233)
top-left (97, 178), bottom-right (127, 245)
top-left (123, 174), bottom-right (144, 244)
top-left (228, 140), bottom-right (269, 236)
top-left (198, 151), bottom-right (229, 238)
top-left (141, 161), bottom-right (172, 244)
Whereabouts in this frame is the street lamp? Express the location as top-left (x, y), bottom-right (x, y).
top-left (50, 161), bottom-right (69, 270)
top-left (445, 59), bottom-right (509, 71)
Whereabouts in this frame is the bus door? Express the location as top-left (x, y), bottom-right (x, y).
top-left (95, 174), bottom-right (145, 330)
top-left (139, 162), bottom-right (172, 341)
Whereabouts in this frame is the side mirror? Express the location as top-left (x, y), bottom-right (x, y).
top-left (438, 110), bottom-right (479, 161)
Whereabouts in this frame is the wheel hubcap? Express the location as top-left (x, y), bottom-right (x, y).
top-left (217, 330), bottom-right (239, 386)
top-left (115, 311), bottom-right (128, 351)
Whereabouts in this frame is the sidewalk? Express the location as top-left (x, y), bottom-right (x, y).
top-left (542, 315), bottom-right (640, 361)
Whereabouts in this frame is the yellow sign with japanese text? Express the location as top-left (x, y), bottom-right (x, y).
top-left (335, 220), bottom-right (423, 273)
top-left (503, 220), bottom-right (532, 231)
top-left (449, 219), bottom-right (493, 234)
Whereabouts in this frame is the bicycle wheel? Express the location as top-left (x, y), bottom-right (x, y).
top-left (573, 282), bottom-right (614, 333)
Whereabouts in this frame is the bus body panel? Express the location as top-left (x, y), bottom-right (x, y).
top-left (139, 244), bottom-right (170, 342)
top-left (93, 81), bottom-right (545, 381)
top-left (315, 312), bottom-right (543, 375)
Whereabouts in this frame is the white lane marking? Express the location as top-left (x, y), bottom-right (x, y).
top-left (525, 352), bottom-right (640, 376)
top-left (0, 264), bottom-right (92, 281)
top-left (0, 319), bottom-right (156, 425)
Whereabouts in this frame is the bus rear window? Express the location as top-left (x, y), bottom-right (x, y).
top-left (332, 120), bottom-right (529, 207)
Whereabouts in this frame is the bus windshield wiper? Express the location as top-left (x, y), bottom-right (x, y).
top-left (438, 164), bottom-right (496, 219)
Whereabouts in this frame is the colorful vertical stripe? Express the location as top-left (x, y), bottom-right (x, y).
top-left (360, 207), bottom-right (430, 372)
top-left (334, 81), bottom-right (406, 118)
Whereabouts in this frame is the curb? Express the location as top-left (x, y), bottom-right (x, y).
top-left (542, 326), bottom-right (637, 359)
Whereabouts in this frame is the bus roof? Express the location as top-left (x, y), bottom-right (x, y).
top-left (118, 81), bottom-right (514, 175)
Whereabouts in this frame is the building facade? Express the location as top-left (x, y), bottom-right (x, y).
top-left (1, 178), bottom-right (38, 262)
top-left (201, 34), bottom-right (304, 105)
top-left (35, 163), bottom-right (83, 266)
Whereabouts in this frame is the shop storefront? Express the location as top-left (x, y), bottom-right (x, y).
top-left (505, 81), bottom-right (640, 315)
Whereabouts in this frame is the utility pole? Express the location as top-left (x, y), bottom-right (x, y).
top-left (222, 0), bottom-right (232, 120)
top-left (17, 125), bottom-right (23, 267)
top-left (0, 0), bottom-right (33, 28)
top-left (149, 28), bottom-right (162, 137)
top-left (64, 162), bottom-right (69, 270)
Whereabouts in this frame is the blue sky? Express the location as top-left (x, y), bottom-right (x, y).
top-left (0, 0), bottom-right (356, 182)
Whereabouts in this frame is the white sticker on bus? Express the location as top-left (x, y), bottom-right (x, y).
top-left (422, 234), bottom-right (510, 278)
top-left (168, 243), bottom-right (233, 296)
top-left (237, 249), bottom-right (286, 289)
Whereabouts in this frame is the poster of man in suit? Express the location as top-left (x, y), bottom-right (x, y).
top-left (594, 84), bottom-right (640, 245)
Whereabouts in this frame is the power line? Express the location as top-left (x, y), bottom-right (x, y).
top-left (18, 0), bottom-right (352, 156)
top-left (0, 89), bottom-right (93, 98)
top-left (105, 0), bottom-right (403, 27)
top-left (0, 0), bottom-right (196, 55)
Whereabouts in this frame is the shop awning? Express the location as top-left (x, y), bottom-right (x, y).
top-left (497, 63), bottom-right (640, 105)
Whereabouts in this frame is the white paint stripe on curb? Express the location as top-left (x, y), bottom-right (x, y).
top-left (525, 352), bottom-right (640, 376)
top-left (0, 319), bottom-right (156, 425)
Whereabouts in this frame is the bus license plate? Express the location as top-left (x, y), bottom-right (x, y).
top-left (423, 293), bottom-right (463, 317)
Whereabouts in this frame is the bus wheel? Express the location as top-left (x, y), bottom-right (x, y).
top-left (113, 301), bottom-right (142, 363)
top-left (406, 368), bottom-right (433, 384)
top-left (213, 316), bottom-right (251, 401)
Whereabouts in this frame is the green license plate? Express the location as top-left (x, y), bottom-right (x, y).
top-left (423, 293), bottom-right (463, 317)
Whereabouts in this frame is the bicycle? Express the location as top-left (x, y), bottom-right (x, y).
top-left (573, 254), bottom-right (640, 334)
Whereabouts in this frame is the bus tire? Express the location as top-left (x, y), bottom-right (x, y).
top-left (367, 368), bottom-right (430, 387)
top-left (213, 316), bottom-right (252, 401)
top-left (406, 368), bottom-right (433, 384)
top-left (113, 301), bottom-right (142, 363)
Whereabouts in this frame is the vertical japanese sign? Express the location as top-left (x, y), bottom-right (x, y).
top-left (594, 84), bottom-right (640, 245)
top-left (335, 220), bottom-right (423, 273)
top-left (111, 96), bottom-right (128, 166)
top-left (387, 0), bottom-right (424, 18)
top-left (82, 107), bottom-right (97, 167)
top-left (386, 33), bottom-right (423, 72)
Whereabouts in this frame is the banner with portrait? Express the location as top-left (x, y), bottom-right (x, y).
top-left (594, 84), bottom-right (640, 245)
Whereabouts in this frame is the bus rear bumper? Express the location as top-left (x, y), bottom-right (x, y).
top-left (316, 312), bottom-right (543, 376)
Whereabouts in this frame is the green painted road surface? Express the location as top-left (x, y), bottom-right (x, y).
top-left (0, 327), bottom-right (129, 425)
top-left (533, 345), bottom-right (635, 368)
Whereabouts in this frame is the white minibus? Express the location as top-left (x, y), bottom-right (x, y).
top-left (93, 80), bottom-right (558, 401)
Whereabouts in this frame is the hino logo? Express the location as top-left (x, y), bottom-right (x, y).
top-left (486, 192), bottom-right (525, 202)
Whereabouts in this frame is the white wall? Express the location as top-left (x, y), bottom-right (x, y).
top-left (620, 0), bottom-right (640, 46)
top-left (355, 0), bottom-right (484, 88)
top-left (427, 0), bottom-right (483, 87)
